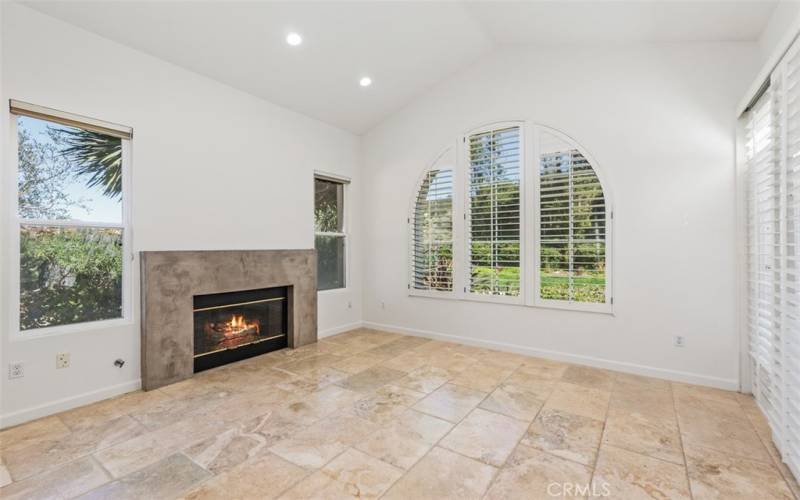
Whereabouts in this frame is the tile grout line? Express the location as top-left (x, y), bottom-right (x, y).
top-left (597, 380), bottom-right (689, 470)
top-left (586, 374), bottom-right (614, 493)
top-left (275, 447), bottom-right (351, 499)
top-left (479, 364), bottom-right (552, 498)
top-left (670, 382), bottom-right (695, 500)
top-left (16, 454), bottom-right (116, 500)
top-left (72, 452), bottom-right (142, 500)
top-left (370, 338), bottom-right (474, 498)
top-left (6, 413), bottom-right (150, 486)
top-left (380, 354), bottom-right (515, 498)
top-left (90, 454), bottom-right (115, 483)
top-left (734, 394), bottom-right (798, 496)
top-left (351, 396), bottom-right (446, 499)
top-left (167, 451), bottom-right (217, 499)
top-left (672, 388), bottom-right (785, 466)
top-left (270, 374), bottom-right (424, 497)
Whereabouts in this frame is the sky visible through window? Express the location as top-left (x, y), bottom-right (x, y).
top-left (426, 170), bottom-right (452, 201)
top-left (18, 115), bottom-right (121, 224)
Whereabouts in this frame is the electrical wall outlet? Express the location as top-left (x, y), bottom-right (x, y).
top-left (9, 362), bottom-right (24, 379)
top-left (56, 353), bottom-right (70, 369)
top-left (674, 336), bottom-right (686, 348)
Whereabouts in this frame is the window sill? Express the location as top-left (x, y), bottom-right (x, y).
top-left (10, 317), bottom-right (134, 342)
top-left (535, 299), bottom-right (613, 315)
top-left (408, 291), bottom-right (614, 316)
top-left (318, 287), bottom-right (349, 295)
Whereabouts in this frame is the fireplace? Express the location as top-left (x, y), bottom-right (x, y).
top-left (193, 286), bottom-right (289, 372)
top-left (140, 250), bottom-right (315, 390)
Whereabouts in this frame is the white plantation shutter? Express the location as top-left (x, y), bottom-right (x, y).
top-left (746, 79), bottom-right (784, 453)
top-left (781, 43), bottom-right (800, 479)
top-left (744, 37), bottom-right (800, 479)
top-left (466, 125), bottom-right (522, 296)
top-left (539, 130), bottom-right (608, 304)
top-left (411, 168), bottom-right (454, 291)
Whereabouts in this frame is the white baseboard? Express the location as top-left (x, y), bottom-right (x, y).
top-left (318, 321), bottom-right (364, 339)
top-left (0, 379), bottom-right (142, 429)
top-left (363, 321), bottom-right (739, 391)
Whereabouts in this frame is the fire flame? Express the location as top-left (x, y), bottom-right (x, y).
top-left (226, 314), bottom-right (259, 336)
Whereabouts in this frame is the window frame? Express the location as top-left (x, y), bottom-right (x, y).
top-left (7, 107), bottom-right (134, 341)
top-left (314, 171), bottom-right (349, 293)
top-left (406, 120), bottom-right (613, 315)
top-left (532, 125), bottom-right (613, 314)
top-left (462, 121), bottom-right (527, 305)
top-left (408, 148), bottom-right (457, 299)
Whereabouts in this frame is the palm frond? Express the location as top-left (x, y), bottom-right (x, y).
top-left (54, 128), bottom-right (122, 199)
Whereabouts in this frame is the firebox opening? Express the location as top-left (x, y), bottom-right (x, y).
top-left (193, 286), bottom-right (288, 372)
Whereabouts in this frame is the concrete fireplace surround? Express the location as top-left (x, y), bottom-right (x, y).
top-left (140, 250), bottom-right (317, 390)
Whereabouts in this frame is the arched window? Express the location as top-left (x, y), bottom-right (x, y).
top-left (407, 123), bottom-right (611, 311)
top-left (538, 127), bottom-right (608, 304)
top-left (410, 151), bottom-right (454, 292)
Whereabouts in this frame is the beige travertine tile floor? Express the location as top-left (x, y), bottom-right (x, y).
top-left (1, 328), bottom-right (798, 499)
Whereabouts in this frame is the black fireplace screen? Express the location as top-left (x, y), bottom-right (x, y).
top-left (193, 287), bottom-right (288, 372)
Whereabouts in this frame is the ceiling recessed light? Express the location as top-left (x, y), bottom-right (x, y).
top-left (286, 32), bottom-right (302, 46)
top-left (359, 76), bottom-right (372, 87)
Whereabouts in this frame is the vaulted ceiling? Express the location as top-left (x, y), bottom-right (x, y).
top-left (25, 1), bottom-right (778, 134)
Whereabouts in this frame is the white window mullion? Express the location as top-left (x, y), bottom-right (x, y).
top-left (491, 165), bottom-right (497, 292)
top-left (567, 149), bottom-right (575, 301)
top-left (452, 143), bottom-right (467, 299)
top-left (120, 138), bottom-right (134, 325)
top-left (525, 124), bottom-right (539, 307)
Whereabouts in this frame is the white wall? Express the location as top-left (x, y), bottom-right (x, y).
top-left (758, 1), bottom-right (800, 65)
top-left (737, 2), bottom-right (800, 114)
top-left (0, 4), bottom-right (362, 427)
top-left (361, 43), bottom-right (760, 389)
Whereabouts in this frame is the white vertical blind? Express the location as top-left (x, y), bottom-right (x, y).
top-left (411, 168), bottom-right (454, 291)
top-left (466, 125), bottom-right (522, 296)
top-left (744, 37), bottom-right (800, 479)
